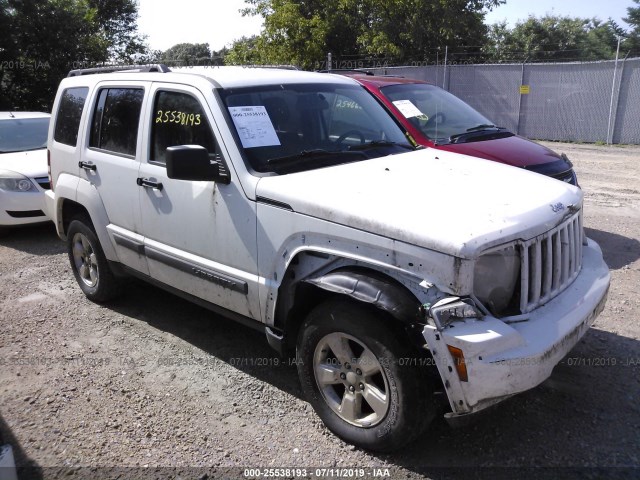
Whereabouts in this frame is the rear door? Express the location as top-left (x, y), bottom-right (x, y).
top-left (81, 82), bottom-right (149, 274)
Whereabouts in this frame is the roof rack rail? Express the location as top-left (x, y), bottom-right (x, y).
top-left (317, 69), bottom-right (374, 75)
top-left (67, 64), bottom-right (171, 77)
top-left (270, 65), bottom-right (299, 70)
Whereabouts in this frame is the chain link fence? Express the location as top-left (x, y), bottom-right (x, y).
top-left (370, 57), bottom-right (640, 144)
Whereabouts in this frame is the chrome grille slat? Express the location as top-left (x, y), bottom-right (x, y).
top-left (543, 235), bottom-right (553, 299)
top-left (561, 227), bottom-right (569, 286)
top-left (519, 210), bottom-right (583, 313)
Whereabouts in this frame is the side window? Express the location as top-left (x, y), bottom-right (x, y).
top-left (90, 88), bottom-right (144, 156)
top-left (150, 91), bottom-right (217, 164)
top-left (54, 87), bottom-right (89, 146)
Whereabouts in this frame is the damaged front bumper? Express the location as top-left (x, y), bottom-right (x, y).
top-left (423, 238), bottom-right (610, 418)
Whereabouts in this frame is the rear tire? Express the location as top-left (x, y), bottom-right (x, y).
top-left (67, 216), bottom-right (121, 302)
top-left (296, 298), bottom-right (435, 452)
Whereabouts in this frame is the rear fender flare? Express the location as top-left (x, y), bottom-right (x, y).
top-left (70, 178), bottom-right (117, 261)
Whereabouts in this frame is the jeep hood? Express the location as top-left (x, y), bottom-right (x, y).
top-left (255, 149), bottom-right (583, 258)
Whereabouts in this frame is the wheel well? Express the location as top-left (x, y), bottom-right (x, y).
top-left (275, 263), bottom-right (426, 355)
top-left (61, 200), bottom-right (92, 236)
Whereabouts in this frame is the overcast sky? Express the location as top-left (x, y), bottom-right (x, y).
top-left (137, 0), bottom-right (635, 52)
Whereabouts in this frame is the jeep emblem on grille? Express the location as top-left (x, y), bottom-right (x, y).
top-left (551, 202), bottom-right (565, 213)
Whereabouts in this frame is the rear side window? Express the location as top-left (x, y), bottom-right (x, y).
top-left (90, 88), bottom-right (144, 156)
top-left (54, 87), bottom-right (89, 146)
top-left (150, 90), bottom-right (217, 164)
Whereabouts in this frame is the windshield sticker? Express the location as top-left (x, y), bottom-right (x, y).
top-left (392, 100), bottom-right (427, 120)
top-left (228, 106), bottom-right (281, 148)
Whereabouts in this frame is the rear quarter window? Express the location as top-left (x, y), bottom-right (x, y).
top-left (90, 88), bottom-right (144, 157)
top-left (54, 87), bottom-right (89, 146)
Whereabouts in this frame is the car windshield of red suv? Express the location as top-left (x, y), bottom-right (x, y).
top-left (380, 83), bottom-right (509, 145)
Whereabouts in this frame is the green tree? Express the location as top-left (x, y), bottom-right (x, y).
top-left (211, 46), bottom-right (228, 66)
top-left (225, 36), bottom-right (265, 65)
top-left (161, 43), bottom-right (212, 66)
top-left (87, 0), bottom-right (147, 61)
top-left (624, 0), bottom-right (640, 55)
top-left (0, 0), bottom-right (147, 111)
top-left (240, 0), bottom-right (503, 69)
top-left (484, 15), bottom-right (619, 62)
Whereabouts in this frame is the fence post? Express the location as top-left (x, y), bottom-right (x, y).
top-left (610, 52), bottom-right (632, 144)
top-left (516, 57), bottom-right (528, 136)
top-left (607, 37), bottom-right (621, 144)
top-left (443, 46), bottom-right (448, 89)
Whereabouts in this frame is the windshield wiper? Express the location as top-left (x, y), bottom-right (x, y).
top-left (266, 149), bottom-right (366, 168)
top-left (448, 125), bottom-right (509, 144)
top-left (347, 141), bottom-right (414, 151)
top-left (466, 124), bottom-right (499, 132)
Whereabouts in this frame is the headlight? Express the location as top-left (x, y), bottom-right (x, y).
top-left (428, 297), bottom-right (482, 330)
top-left (473, 245), bottom-right (520, 315)
top-left (0, 169), bottom-right (37, 192)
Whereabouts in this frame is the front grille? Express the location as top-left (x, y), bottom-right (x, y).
top-left (519, 210), bottom-right (583, 313)
top-left (34, 177), bottom-right (51, 190)
top-left (550, 169), bottom-right (577, 186)
top-left (524, 160), bottom-right (578, 186)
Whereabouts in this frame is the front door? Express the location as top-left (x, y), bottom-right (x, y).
top-left (137, 84), bottom-right (260, 320)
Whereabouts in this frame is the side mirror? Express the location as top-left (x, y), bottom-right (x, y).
top-left (165, 145), bottom-right (230, 184)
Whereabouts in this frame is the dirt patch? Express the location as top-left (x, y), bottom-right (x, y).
top-left (1, 142), bottom-right (639, 479)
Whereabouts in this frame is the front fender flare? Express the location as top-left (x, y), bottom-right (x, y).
top-left (305, 268), bottom-right (421, 324)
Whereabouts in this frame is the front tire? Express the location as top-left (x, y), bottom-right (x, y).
top-left (67, 217), bottom-right (121, 302)
top-left (296, 298), bottom-right (435, 452)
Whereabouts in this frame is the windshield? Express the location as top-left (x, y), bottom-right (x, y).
top-left (0, 117), bottom-right (50, 153)
top-left (380, 83), bottom-right (496, 143)
top-left (220, 83), bottom-right (412, 174)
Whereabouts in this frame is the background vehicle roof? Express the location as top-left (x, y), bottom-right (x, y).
top-left (341, 73), bottom-right (432, 88)
top-left (0, 111), bottom-right (51, 120)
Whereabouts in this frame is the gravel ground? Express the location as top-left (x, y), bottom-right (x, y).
top-left (0, 142), bottom-right (639, 480)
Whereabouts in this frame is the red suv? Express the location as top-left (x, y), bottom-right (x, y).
top-left (339, 72), bottom-right (577, 185)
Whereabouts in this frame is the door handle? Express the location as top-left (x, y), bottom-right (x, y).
top-left (137, 177), bottom-right (163, 191)
top-left (78, 161), bottom-right (97, 171)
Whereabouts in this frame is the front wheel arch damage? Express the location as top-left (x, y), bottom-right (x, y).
top-left (274, 261), bottom-right (432, 356)
top-left (272, 258), bottom-right (449, 414)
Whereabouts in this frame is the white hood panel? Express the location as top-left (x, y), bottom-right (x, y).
top-left (256, 149), bottom-right (582, 258)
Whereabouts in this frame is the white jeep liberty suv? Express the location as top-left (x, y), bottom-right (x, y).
top-left (45, 65), bottom-right (610, 452)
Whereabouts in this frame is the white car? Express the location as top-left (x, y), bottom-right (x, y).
top-left (0, 111), bottom-right (51, 234)
top-left (45, 66), bottom-right (609, 451)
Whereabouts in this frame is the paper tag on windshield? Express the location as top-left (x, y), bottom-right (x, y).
top-left (392, 100), bottom-right (425, 119)
top-left (228, 106), bottom-right (281, 148)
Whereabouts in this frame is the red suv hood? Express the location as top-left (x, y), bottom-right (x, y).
top-left (435, 134), bottom-right (563, 168)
